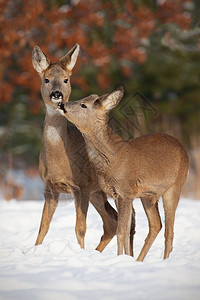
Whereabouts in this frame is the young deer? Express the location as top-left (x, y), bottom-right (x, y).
top-left (57, 87), bottom-right (189, 261)
top-left (32, 45), bottom-right (128, 252)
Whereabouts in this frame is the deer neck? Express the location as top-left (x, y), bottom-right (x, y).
top-left (43, 104), bottom-right (68, 145)
top-left (83, 122), bottom-right (123, 171)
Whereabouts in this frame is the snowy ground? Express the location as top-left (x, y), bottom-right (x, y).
top-left (0, 197), bottom-right (200, 300)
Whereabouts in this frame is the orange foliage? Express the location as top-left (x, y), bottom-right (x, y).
top-left (121, 66), bottom-right (132, 77)
top-left (157, 0), bottom-right (192, 30)
top-left (0, 82), bottom-right (13, 103)
top-left (72, 76), bottom-right (89, 92)
top-left (97, 72), bottom-right (111, 90)
top-left (0, 0), bottom-right (192, 109)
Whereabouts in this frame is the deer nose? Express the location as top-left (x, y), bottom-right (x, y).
top-left (50, 91), bottom-right (63, 99)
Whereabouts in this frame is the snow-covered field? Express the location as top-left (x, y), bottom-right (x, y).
top-left (0, 197), bottom-right (200, 300)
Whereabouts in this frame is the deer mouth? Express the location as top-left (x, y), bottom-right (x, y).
top-left (51, 97), bottom-right (63, 104)
top-left (50, 91), bottom-right (63, 104)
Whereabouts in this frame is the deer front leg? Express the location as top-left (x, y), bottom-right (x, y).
top-left (115, 199), bottom-right (135, 257)
top-left (89, 190), bottom-right (118, 252)
top-left (116, 197), bottom-right (133, 256)
top-left (72, 186), bottom-right (89, 249)
top-left (35, 185), bottom-right (59, 245)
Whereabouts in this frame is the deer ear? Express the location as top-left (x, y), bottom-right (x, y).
top-left (32, 46), bottom-right (50, 73)
top-left (101, 86), bottom-right (124, 111)
top-left (59, 44), bottom-right (80, 72)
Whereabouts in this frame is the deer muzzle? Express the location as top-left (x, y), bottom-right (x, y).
top-left (50, 91), bottom-right (63, 103)
top-left (57, 102), bottom-right (66, 114)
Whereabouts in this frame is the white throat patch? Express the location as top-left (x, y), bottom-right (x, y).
top-left (88, 149), bottom-right (97, 161)
top-left (46, 126), bottom-right (61, 144)
top-left (46, 105), bottom-right (62, 144)
top-left (46, 104), bottom-right (60, 116)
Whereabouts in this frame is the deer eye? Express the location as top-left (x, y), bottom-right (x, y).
top-left (44, 78), bottom-right (49, 83)
top-left (81, 103), bottom-right (87, 108)
top-left (64, 79), bottom-right (68, 83)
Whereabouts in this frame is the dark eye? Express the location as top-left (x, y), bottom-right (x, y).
top-left (44, 78), bottom-right (49, 83)
top-left (81, 103), bottom-right (87, 108)
top-left (64, 79), bottom-right (68, 83)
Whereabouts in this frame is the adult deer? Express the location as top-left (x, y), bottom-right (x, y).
top-left (32, 45), bottom-right (129, 252)
top-left (57, 87), bottom-right (189, 261)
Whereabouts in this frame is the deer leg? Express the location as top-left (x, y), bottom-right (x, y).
top-left (72, 187), bottom-right (89, 249)
top-left (129, 207), bottom-right (136, 257)
top-left (35, 186), bottom-right (59, 245)
top-left (124, 210), bottom-right (132, 255)
top-left (162, 186), bottom-right (180, 259)
top-left (90, 190), bottom-right (118, 252)
top-left (117, 197), bottom-right (133, 256)
top-left (114, 198), bottom-right (135, 256)
top-left (137, 198), bottom-right (162, 262)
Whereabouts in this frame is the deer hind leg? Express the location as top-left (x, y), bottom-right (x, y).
top-left (137, 197), bottom-right (162, 262)
top-left (35, 185), bottom-right (59, 245)
top-left (116, 197), bottom-right (133, 256)
top-left (129, 207), bottom-right (136, 257)
top-left (72, 187), bottom-right (89, 249)
top-left (89, 190), bottom-right (118, 252)
top-left (162, 186), bottom-right (181, 259)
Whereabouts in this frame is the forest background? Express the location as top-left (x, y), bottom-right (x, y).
top-left (0, 0), bottom-right (200, 200)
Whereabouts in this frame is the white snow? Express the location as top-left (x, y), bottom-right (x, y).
top-left (0, 197), bottom-right (200, 300)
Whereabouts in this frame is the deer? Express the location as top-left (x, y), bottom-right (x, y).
top-left (57, 86), bottom-right (189, 261)
top-left (32, 45), bottom-right (135, 253)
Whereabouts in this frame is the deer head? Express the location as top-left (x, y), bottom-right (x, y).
top-left (32, 44), bottom-right (80, 108)
top-left (57, 87), bottom-right (124, 132)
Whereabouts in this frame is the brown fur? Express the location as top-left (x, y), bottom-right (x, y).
top-left (58, 86), bottom-right (189, 261)
top-left (32, 45), bottom-right (126, 252)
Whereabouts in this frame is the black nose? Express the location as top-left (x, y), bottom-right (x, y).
top-left (50, 91), bottom-right (63, 99)
top-left (58, 102), bottom-right (66, 113)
